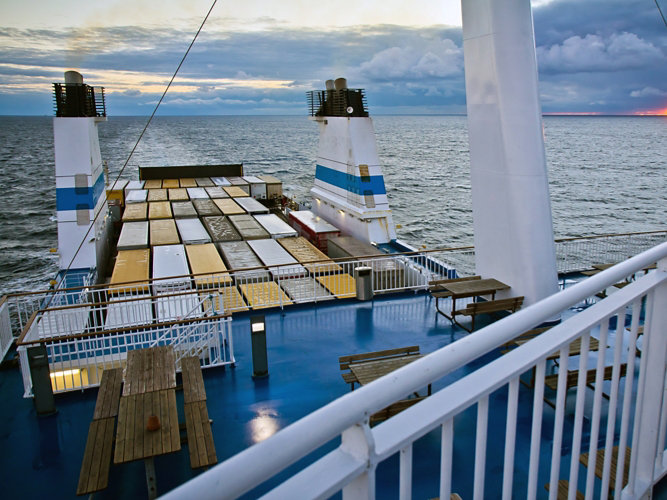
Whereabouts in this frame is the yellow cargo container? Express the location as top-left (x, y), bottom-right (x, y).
top-left (223, 186), bottom-right (250, 198)
top-left (168, 188), bottom-right (189, 201)
top-left (278, 236), bottom-right (342, 274)
top-left (239, 282), bottom-right (293, 309)
top-left (200, 288), bottom-right (249, 313)
top-left (144, 179), bottom-right (163, 189)
top-left (106, 179), bottom-right (128, 204)
top-left (162, 179), bottom-right (180, 188)
top-left (179, 178), bottom-right (197, 187)
top-left (213, 198), bottom-right (246, 215)
top-left (109, 248), bottom-right (150, 295)
top-left (147, 189), bottom-right (168, 202)
top-left (315, 274), bottom-right (356, 298)
top-left (150, 219), bottom-right (180, 245)
top-left (185, 243), bottom-right (233, 287)
top-left (122, 202), bottom-right (147, 222)
top-left (148, 201), bottom-right (173, 220)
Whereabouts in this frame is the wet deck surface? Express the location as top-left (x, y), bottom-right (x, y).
top-left (1, 290), bottom-right (666, 499)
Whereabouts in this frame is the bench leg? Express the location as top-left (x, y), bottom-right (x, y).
top-left (145, 457), bottom-right (157, 500)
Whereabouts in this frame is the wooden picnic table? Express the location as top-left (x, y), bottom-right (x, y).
top-left (114, 346), bottom-right (180, 499)
top-left (436, 278), bottom-right (510, 322)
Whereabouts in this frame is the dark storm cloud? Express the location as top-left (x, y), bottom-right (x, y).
top-left (0, 0), bottom-right (665, 115)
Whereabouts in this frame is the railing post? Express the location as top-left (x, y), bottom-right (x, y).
top-left (0, 298), bottom-right (13, 362)
top-left (341, 422), bottom-right (377, 500)
top-left (626, 257), bottom-right (667, 498)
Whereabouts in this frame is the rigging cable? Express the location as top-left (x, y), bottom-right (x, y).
top-left (61, 0), bottom-right (219, 277)
top-left (655, 0), bottom-right (667, 27)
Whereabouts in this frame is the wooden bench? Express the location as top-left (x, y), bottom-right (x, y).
top-left (180, 356), bottom-right (217, 469)
top-left (369, 396), bottom-right (426, 424)
top-left (580, 445), bottom-right (631, 491)
top-left (181, 356), bottom-right (207, 404)
top-left (339, 346), bottom-right (420, 391)
top-left (500, 326), bottom-right (552, 353)
top-left (77, 368), bottom-right (123, 496)
top-left (184, 401), bottom-right (217, 469)
top-left (453, 296), bottom-right (524, 332)
top-left (92, 367), bottom-right (123, 419)
top-left (544, 479), bottom-right (584, 500)
top-left (544, 364), bottom-right (627, 393)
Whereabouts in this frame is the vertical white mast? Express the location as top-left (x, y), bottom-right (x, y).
top-left (461, 0), bottom-right (559, 306)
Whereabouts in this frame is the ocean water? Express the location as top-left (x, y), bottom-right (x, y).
top-left (0, 115), bottom-right (664, 295)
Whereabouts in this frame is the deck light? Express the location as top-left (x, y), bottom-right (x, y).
top-left (250, 315), bottom-right (268, 377)
top-left (49, 369), bottom-right (80, 378)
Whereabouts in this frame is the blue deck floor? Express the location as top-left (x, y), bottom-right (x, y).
top-left (0, 291), bottom-right (665, 499)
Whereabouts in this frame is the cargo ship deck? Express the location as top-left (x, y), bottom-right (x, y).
top-left (0, 291), bottom-right (561, 499)
top-left (7, 285), bottom-right (667, 499)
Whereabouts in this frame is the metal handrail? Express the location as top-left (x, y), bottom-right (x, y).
top-left (162, 241), bottom-right (667, 500)
top-left (2, 230), bottom-right (664, 299)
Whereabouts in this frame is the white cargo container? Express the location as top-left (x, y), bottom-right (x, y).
top-left (242, 176), bottom-right (267, 199)
top-left (253, 214), bottom-right (298, 239)
top-left (247, 239), bottom-right (306, 278)
top-left (176, 218), bottom-right (211, 244)
top-left (205, 186), bottom-right (229, 199)
top-left (186, 187), bottom-right (209, 199)
top-left (217, 240), bottom-right (271, 281)
top-left (125, 180), bottom-right (145, 191)
top-left (152, 244), bottom-right (191, 292)
top-left (125, 189), bottom-right (148, 203)
top-left (235, 197), bottom-right (270, 214)
top-left (117, 221), bottom-right (149, 250)
top-left (211, 177), bottom-right (231, 186)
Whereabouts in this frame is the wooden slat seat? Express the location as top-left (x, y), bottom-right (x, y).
top-left (545, 364), bottom-right (628, 392)
top-left (93, 368), bottom-right (123, 420)
top-left (184, 401), bottom-right (217, 468)
top-left (500, 327), bottom-right (552, 353)
top-left (77, 417), bottom-right (116, 496)
top-left (579, 445), bottom-right (631, 490)
top-left (453, 296), bottom-right (524, 332)
top-left (77, 368), bottom-right (124, 496)
top-left (545, 479), bottom-right (584, 500)
top-left (339, 346), bottom-right (420, 391)
top-left (181, 356), bottom-right (207, 404)
top-left (369, 396), bottom-right (426, 424)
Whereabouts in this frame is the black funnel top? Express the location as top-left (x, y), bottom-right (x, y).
top-left (307, 88), bottom-right (368, 117)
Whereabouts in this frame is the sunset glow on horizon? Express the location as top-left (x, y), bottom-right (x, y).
top-left (633, 106), bottom-right (667, 116)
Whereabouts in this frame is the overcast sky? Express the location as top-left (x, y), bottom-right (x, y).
top-left (1, 0), bottom-right (666, 115)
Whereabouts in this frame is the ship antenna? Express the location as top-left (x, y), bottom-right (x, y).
top-left (61, 0), bottom-right (219, 277)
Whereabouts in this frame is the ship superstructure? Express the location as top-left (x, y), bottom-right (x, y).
top-left (308, 78), bottom-right (397, 245)
top-left (52, 71), bottom-right (111, 284)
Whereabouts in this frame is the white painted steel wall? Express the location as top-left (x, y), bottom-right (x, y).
top-left (462, 0), bottom-right (559, 307)
top-left (53, 116), bottom-right (108, 270)
top-left (161, 242), bottom-right (667, 500)
top-left (311, 116), bottom-right (397, 244)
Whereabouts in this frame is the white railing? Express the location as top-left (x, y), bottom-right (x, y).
top-left (16, 289), bottom-right (234, 396)
top-left (162, 241), bottom-right (667, 500)
top-left (0, 297), bottom-right (12, 362)
top-left (2, 232), bottom-right (664, 356)
top-left (554, 231), bottom-right (666, 274)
